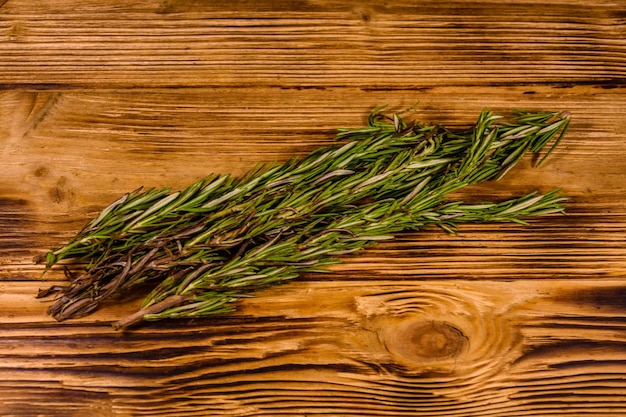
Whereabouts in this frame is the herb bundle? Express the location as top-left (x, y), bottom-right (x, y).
top-left (39, 108), bottom-right (570, 330)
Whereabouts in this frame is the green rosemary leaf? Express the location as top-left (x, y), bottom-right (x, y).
top-left (124, 189), bottom-right (567, 330)
top-left (38, 107), bottom-right (571, 328)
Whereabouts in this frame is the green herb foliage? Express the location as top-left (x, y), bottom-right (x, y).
top-left (38, 107), bottom-right (571, 330)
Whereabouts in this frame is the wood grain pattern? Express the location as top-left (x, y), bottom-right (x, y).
top-left (2, 279), bottom-right (626, 416)
top-left (0, 0), bottom-right (625, 88)
top-left (1, 0), bottom-right (626, 415)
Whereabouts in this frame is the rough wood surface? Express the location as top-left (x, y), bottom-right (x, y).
top-left (1, 0), bottom-right (626, 416)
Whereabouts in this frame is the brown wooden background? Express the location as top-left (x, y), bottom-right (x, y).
top-left (1, 0), bottom-right (626, 415)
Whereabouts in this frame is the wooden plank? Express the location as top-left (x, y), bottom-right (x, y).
top-left (1, 86), bottom-right (625, 280)
top-left (1, 279), bottom-right (625, 416)
top-left (1, 0), bottom-right (625, 414)
top-left (0, 86), bottom-right (624, 416)
top-left (0, 0), bottom-right (624, 88)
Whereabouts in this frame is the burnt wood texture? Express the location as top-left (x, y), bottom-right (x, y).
top-left (1, 0), bottom-right (626, 416)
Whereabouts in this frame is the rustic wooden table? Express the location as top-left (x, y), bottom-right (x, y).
top-left (1, 0), bottom-right (626, 415)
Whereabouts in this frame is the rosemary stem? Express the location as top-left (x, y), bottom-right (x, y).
top-left (38, 107), bottom-right (571, 328)
top-left (112, 295), bottom-right (191, 331)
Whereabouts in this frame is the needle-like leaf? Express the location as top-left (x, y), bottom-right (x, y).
top-left (38, 107), bottom-right (571, 329)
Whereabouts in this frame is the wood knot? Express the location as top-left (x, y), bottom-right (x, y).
top-left (34, 166), bottom-right (49, 178)
top-left (7, 22), bottom-right (25, 42)
top-left (409, 321), bottom-right (466, 359)
top-left (353, 6), bottom-right (373, 23)
top-left (382, 320), bottom-right (468, 371)
top-left (357, 287), bottom-right (522, 377)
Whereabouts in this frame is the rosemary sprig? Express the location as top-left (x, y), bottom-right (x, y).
top-left (44, 109), bottom-right (568, 267)
top-left (115, 189), bottom-right (566, 330)
top-left (38, 108), bottom-right (571, 329)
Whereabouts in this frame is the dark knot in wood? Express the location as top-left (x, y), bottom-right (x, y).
top-left (384, 320), bottom-right (467, 367)
top-left (406, 321), bottom-right (466, 359)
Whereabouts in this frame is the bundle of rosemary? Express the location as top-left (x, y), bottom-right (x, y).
top-left (38, 107), bottom-right (571, 330)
